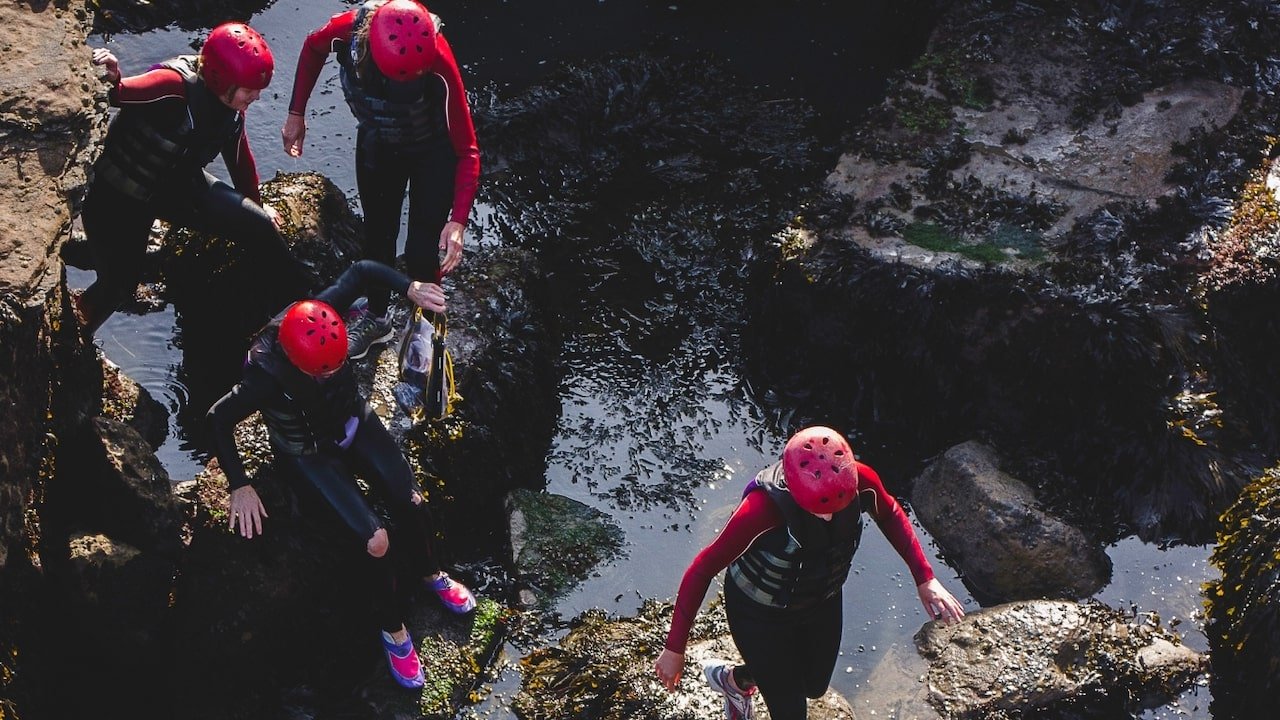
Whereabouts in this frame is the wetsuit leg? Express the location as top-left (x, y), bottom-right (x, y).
top-left (78, 180), bottom-right (158, 331)
top-left (724, 581), bottom-right (841, 720)
top-left (355, 130), bottom-right (412, 318)
top-left (799, 593), bottom-right (843, 699)
top-left (160, 171), bottom-right (312, 313)
top-left (277, 450), bottom-right (407, 631)
top-left (344, 409), bottom-right (442, 580)
top-left (402, 142), bottom-right (455, 283)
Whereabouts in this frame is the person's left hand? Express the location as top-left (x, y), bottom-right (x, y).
top-left (439, 221), bottom-right (465, 275)
top-left (917, 577), bottom-right (965, 625)
top-left (407, 280), bottom-right (446, 313)
top-left (262, 203), bottom-right (283, 230)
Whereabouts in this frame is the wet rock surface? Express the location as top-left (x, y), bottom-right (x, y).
top-left (913, 441), bottom-right (1111, 603)
top-left (101, 353), bottom-right (168, 450)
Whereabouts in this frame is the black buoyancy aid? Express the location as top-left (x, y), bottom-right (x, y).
top-left (727, 462), bottom-right (863, 610)
top-left (94, 56), bottom-right (244, 202)
top-left (247, 323), bottom-right (365, 456)
top-left (337, 1), bottom-right (449, 148)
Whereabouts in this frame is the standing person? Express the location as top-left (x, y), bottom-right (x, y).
top-left (654, 426), bottom-right (966, 720)
top-left (80, 23), bottom-right (310, 334)
top-left (207, 259), bottom-right (477, 689)
top-left (282, 0), bottom-right (480, 360)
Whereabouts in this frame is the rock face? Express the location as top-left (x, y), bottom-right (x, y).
top-left (749, 0), bottom-right (1278, 544)
top-left (912, 441), bottom-right (1111, 603)
top-left (0, 0), bottom-right (107, 714)
top-left (1206, 465), bottom-right (1280, 718)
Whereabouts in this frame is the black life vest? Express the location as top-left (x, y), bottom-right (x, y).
top-left (247, 322), bottom-right (365, 456)
top-left (727, 462), bottom-right (863, 610)
top-left (337, 1), bottom-right (449, 149)
top-left (94, 56), bottom-right (243, 202)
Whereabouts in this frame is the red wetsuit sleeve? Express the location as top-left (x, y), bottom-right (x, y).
top-left (288, 10), bottom-right (357, 116)
top-left (431, 36), bottom-right (481, 226)
top-left (222, 121), bottom-right (262, 204)
top-left (664, 491), bottom-right (783, 655)
top-left (109, 67), bottom-right (186, 106)
top-left (857, 462), bottom-right (935, 587)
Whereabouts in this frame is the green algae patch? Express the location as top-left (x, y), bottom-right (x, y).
top-left (417, 597), bottom-right (510, 718)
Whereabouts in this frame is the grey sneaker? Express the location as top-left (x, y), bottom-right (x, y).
top-left (703, 660), bottom-right (755, 720)
top-left (346, 313), bottom-right (394, 360)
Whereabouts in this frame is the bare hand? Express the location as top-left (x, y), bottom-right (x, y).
top-left (407, 281), bottom-right (446, 313)
top-left (654, 649), bottom-right (684, 691)
top-left (917, 577), bottom-right (965, 625)
top-left (229, 485), bottom-right (268, 539)
top-left (439, 221), bottom-right (465, 275)
top-left (92, 47), bottom-right (121, 86)
top-left (282, 113), bottom-right (307, 157)
top-left (262, 202), bottom-right (283, 230)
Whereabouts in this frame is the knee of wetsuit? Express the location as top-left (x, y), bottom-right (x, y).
top-left (367, 527), bottom-right (390, 557)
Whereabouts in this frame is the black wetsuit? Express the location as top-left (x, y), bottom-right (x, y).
top-left (207, 260), bottom-right (440, 630)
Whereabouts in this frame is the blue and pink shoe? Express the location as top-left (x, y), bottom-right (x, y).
top-left (429, 572), bottom-right (476, 614)
top-left (380, 630), bottom-right (425, 689)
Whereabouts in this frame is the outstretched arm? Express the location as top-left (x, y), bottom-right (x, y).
top-left (655, 490), bottom-right (780, 690)
top-left (316, 259), bottom-right (447, 314)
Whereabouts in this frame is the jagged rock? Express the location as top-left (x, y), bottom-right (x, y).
top-left (101, 354), bottom-right (168, 450)
top-left (48, 415), bottom-right (183, 557)
top-left (1205, 465), bottom-right (1280, 718)
top-left (912, 441), bottom-right (1111, 602)
top-left (506, 488), bottom-right (623, 605)
top-left (516, 598), bottom-right (854, 720)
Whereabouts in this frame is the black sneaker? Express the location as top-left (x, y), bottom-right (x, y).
top-left (347, 313), bottom-right (394, 360)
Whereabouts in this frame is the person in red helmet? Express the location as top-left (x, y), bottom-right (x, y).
top-left (282, 0), bottom-right (480, 360)
top-left (78, 23), bottom-right (310, 334)
top-left (654, 426), bottom-right (966, 720)
top-left (207, 259), bottom-right (477, 690)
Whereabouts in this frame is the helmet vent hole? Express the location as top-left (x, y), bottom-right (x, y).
top-left (389, 33), bottom-right (399, 41)
top-left (834, 449), bottom-right (845, 456)
top-left (821, 437), bottom-right (830, 445)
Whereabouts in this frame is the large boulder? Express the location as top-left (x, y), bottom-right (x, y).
top-left (855, 600), bottom-right (1206, 719)
top-left (912, 441), bottom-right (1111, 603)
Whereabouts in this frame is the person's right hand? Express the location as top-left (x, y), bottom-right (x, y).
top-left (407, 281), bottom-right (447, 313)
top-left (282, 113), bottom-right (307, 157)
top-left (92, 47), bottom-right (120, 86)
top-left (654, 648), bottom-right (684, 691)
top-left (229, 485), bottom-right (268, 539)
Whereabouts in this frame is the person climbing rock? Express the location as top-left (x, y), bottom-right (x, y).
top-left (282, 0), bottom-right (480, 359)
top-left (207, 259), bottom-right (477, 690)
top-left (654, 426), bottom-right (966, 720)
top-left (79, 23), bottom-right (310, 334)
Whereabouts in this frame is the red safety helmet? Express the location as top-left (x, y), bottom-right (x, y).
top-left (278, 300), bottom-right (348, 377)
top-left (782, 426), bottom-right (859, 515)
top-left (369, 0), bottom-right (439, 81)
top-left (201, 22), bottom-right (274, 98)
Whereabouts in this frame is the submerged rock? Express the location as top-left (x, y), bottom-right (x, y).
top-left (912, 441), bottom-right (1111, 603)
top-left (101, 354), bottom-right (168, 451)
top-left (506, 488), bottom-right (624, 606)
